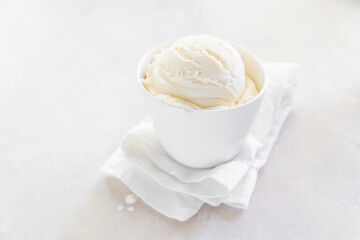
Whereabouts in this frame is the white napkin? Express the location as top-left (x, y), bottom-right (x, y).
top-left (102, 63), bottom-right (297, 221)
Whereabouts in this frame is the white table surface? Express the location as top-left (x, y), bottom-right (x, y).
top-left (1, 0), bottom-right (360, 239)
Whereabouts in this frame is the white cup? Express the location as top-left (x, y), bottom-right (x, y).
top-left (137, 41), bottom-right (267, 169)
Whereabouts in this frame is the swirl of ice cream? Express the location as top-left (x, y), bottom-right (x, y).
top-left (142, 35), bottom-right (258, 109)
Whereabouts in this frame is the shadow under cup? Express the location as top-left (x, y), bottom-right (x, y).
top-left (137, 41), bottom-right (267, 169)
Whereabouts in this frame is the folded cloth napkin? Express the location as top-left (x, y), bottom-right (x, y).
top-left (102, 63), bottom-right (297, 221)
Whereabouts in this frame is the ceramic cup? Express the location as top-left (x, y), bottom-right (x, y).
top-left (137, 40), bottom-right (266, 169)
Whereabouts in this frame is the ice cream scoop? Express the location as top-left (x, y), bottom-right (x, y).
top-left (142, 35), bottom-right (258, 109)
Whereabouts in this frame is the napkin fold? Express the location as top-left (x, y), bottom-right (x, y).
top-left (102, 63), bottom-right (297, 221)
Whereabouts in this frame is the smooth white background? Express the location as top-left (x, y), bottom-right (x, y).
top-left (1, 0), bottom-right (359, 239)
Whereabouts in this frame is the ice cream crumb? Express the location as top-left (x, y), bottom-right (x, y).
top-left (125, 194), bottom-right (138, 205)
top-left (128, 206), bottom-right (135, 212)
top-left (117, 202), bottom-right (124, 211)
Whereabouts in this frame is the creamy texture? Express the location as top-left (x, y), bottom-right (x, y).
top-left (142, 35), bottom-right (259, 109)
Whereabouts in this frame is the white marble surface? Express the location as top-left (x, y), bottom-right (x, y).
top-left (1, 0), bottom-right (360, 239)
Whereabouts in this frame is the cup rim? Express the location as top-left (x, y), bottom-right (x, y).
top-left (137, 38), bottom-right (267, 112)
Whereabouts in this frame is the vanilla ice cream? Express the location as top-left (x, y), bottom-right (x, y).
top-left (142, 35), bottom-right (259, 109)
